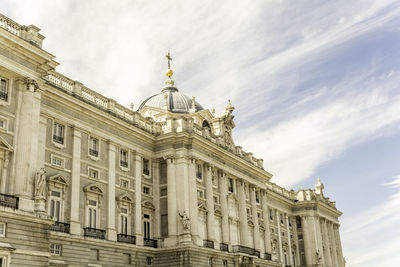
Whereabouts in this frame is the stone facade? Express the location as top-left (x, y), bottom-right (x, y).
top-left (0, 13), bottom-right (344, 267)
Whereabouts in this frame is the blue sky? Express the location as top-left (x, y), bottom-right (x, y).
top-left (2, 1), bottom-right (400, 266)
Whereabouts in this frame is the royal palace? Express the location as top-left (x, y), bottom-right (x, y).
top-left (0, 14), bottom-right (344, 267)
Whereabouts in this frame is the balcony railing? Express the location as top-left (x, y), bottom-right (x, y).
top-left (120, 161), bottom-right (128, 168)
top-left (117, 234), bottom-right (136, 244)
top-left (53, 135), bottom-right (64, 144)
top-left (89, 149), bottom-right (98, 157)
top-left (220, 243), bottom-right (229, 252)
top-left (83, 227), bottom-right (106, 239)
top-left (50, 222), bottom-right (70, 233)
top-left (232, 245), bottom-right (260, 257)
top-left (144, 238), bottom-right (158, 248)
top-left (143, 169), bottom-right (150, 176)
top-left (203, 240), bottom-right (214, 249)
top-left (264, 253), bottom-right (272, 260)
top-left (0, 193), bottom-right (19, 209)
top-left (0, 91), bottom-right (8, 101)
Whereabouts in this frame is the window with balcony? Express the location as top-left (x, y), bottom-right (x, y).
top-left (50, 244), bottom-right (61, 256)
top-left (143, 213), bottom-right (151, 240)
top-left (49, 190), bottom-right (62, 222)
top-left (120, 149), bottom-right (128, 168)
top-left (143, 158), bottom-right (150, 176)
top-left (120, 208), bottom-right (128, 235)
top-left (0, 78), bottom-right (8, 102)
top-left (89, 137), bottom-right (99, 158)
top-left (52, 122), bottom-right (65, 145)
top-left (87, 199), bottom-right (98, 228)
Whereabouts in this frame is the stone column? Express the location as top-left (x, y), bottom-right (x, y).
top-left (70, 128), bottom-right (82, 235)
top-left (152, 160), bottom-right (161, 240)
top-left (291, 217), bottom-right (301, 266)
top-left (286, 215), bottom-right (293, 266)
top-left (219, 172), bottom-right (230, 247)
top-left (250, 186), bottom-right (260, 251)
top-left (106, 142), bottom-right (117, 241)
top-left (13, 78), bottom-right (41, 211)
top-left (261, 191), bottom-right (272, 257)
top-left (322, 219), bottom-right (332, 266)
top-left (301, 216), bottom-right (313, 266)
top-left (276, 211), bottom-right (284, 265)
top-left (165, 156), bottom-right (177, 246)
top-left (134, 154), bottom-right (143, 245)
top-left (204, 164), bottom-right (216, 243)
top-left (313, 217), bottom-right (325, 265)
top-left (188, 158), bottom-right (200, 245)
top-left (328, 222), bottom-right (338, 266)
top-left (334, 224), bottom-right (344, 267)
top-left (237, 180), bottom-right (250, 247)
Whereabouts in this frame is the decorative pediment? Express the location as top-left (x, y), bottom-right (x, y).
top-left (142, 200), bottom-right (155, 210)
top-left (214, 207), bottom-right (223, 217)
top-left (0, 136), bottom-right (13, 152)
top-left (198, 200), bottom-right (208, 212)
top-left (84, 183), bottom-right (103, 195)
top-left (47, 174), bottom-right (68, 186)
top-left (259, 224), bottom-right (265, 231)
top-left (117, 193), bottom-right (133, 204)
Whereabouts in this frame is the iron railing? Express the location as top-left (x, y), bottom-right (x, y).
top-left (53, 135), bottom-right (64, 144)
top-left (264, 253), bottom-right (272, 260)
top-left (83, 227), bottom-right (106, 239)
top-left (50, 222), bottom-right (70, 233)
top-left (203, 240), bottom-right (214, 249)
top-left (117, 234), bottom-right (136, 244)
top-left (0, 91), bottom-right (8, 101)
top-left (120, 161), bottom-right (128, 168)
top-left (220, 243), bottom-right (229, 252)
top-left (144, 238), bottom-right (158, 248)
top-left (89, 149), bottom-right (98, 157)
top-left (143, 169), bottom-right (150, 176)
top-left (232, 245), bottom-right (260, 257)
top-left (0, 193), bottom-right (19, 209)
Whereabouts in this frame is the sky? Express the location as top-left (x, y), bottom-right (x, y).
top-left (2, 1), bottom-right (400, 266)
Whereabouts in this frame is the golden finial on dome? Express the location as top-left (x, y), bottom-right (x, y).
top-left (165, 50), bottom-right (173, 78)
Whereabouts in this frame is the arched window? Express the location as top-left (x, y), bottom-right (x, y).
top-left (202, 120), bottom-right (210, 128)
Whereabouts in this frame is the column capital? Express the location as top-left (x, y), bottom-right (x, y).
top-left (163, 154), bottom-right (175, 163)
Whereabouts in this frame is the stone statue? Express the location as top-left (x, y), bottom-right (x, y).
top-left (34, 168), bottom-right (46, 198)
top-left (316, 250), bottom-right (322, 263)
top-left (179, 210), bottom-right (191, 231)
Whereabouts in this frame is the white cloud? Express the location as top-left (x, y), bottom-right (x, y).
top-left (341, 176), bottom-right (400, 266)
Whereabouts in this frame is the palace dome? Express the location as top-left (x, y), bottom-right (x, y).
top-left (138, 81), bottom-right (204, 114)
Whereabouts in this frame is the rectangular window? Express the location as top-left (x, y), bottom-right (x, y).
top-left (89, 137), bottom-right (99, 157)
top-left (51, 156), bottom-right (64, 168)
top-left (213, 195), bottom-right (219, 204)
top-left (208, 258), bottom-right (213, 267)
top-left (255, 191), bottom-right (260, 203)
top-left (0, 119), bottom-right (6, 130)
top-left (144, 216), bottom-right (151, 239)
top-left (143, 158), bottom-right (150, 175)
top-left (120, 149), bottom-right (128, 167)
top-left (197, 189), bottom-right (204, 199)
top-left (0, 222), bottom-right (5, 237)
top-left (228, 178), bottom-right (234, 193)
top-left (120, 178), bottom-right (129, 189)
top-left (123, 253), bottom-right (131, 264)
top-left (50, 243), bottom-right (61, 256)
top-left (196, 164), bottom-right (202, 179)
top-left (53, 123), bottom-right (64, 144)
top-left (90, 249), bottom-right (99, 261)
top-left (142, 185), bottom-right (151, 195)
top-left (223, 260), bottom-right (228, 267)
top-left (120, 214), bottom-right (128, 235)
top-left (88, 168), bottom-right (99, 179)
top-left (269, 209), bottom-right (274, 220)
top-left (0, 78), bottom-right (8, 101)
top-left (146, 257), bottom-right (153, 266)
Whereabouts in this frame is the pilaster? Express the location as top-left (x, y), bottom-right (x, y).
top-left (70, 128), bottom-right (81, 235)
top-left (334, 224), bottom-right (344, 267)
top-left (276, 210), bottom-right (283, 265)
top-left (134, 153), bottom-right (143, 245)
top-left (164, 155), bottom-right (178, 246)
top-left (250, 185), bottom-right (260, 251)
top-left (261, 190), bottom-right (272, 256)
top-left (204, 164), bottom-right (216, 242)
top-left (188, 158), bottom-right (200, 245)
top-left (219, 171), bottom-right (230, 247)
top-left (328, 222), bottom-right (338, 266)
top-left (322, 219), bottom-right (332, 266)
top-left (175, 156), bottom-right (191, 244)
top-left (237, 179), bottom-right (250, 247)
top-left (286, 215), bottom-right (293, 266)
top-left (152, 160), bottom-right (161, 239)
top-left (106, 142), bottom-right (117, 241)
